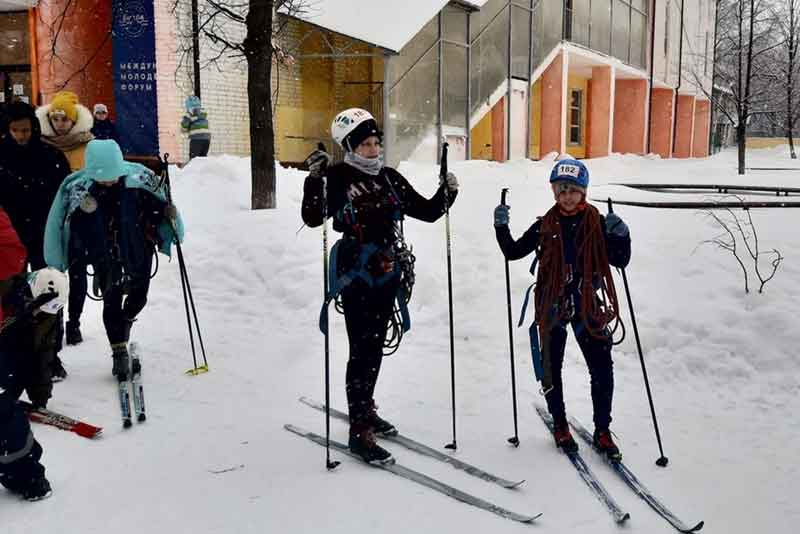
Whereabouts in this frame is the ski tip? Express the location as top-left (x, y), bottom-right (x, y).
top-left (74, 423), bottom-right (103, 439)
top-left (681, 520), bottom-right (705, 533)
top-left (504, 479), bottom-right (526, 489)
top-left (616, 512), bottom-right (631, 524)
top-left (524, 512), bottom-right (544, 523)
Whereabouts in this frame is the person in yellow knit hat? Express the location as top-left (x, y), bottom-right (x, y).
top-left (35, 91), bottom-right (94, 172)
top-left (35, 91), bottom-right (95, 355)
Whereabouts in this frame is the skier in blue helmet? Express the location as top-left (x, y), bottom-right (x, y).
top-left (44, 140), bottom-right (184, 380)
top-left (494, 158), bottom-right (631, 460)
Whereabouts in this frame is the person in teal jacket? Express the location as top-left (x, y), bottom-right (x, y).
top-left (44, 140), bottom-right (184, 378)
top-left (180, 95), bottom-right (210, 160)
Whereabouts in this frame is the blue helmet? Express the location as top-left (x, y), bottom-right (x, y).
top-left (549, 159), bottom-right (589, 188)
top-left (185, 95), bottom-right (201, 112)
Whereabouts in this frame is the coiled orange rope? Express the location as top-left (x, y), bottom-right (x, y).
top-left (534, 204), bottom-right (620, 339)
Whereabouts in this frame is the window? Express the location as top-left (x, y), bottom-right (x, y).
top-left (569, 89), bottom-right (583, 145)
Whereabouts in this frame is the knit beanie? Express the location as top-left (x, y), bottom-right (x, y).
top-left (48, 91), bottom-right (79, 122)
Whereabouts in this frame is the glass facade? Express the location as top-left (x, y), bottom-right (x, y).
top-left (384, 0), bottom-right (651, 164)
top-left (387, 6), bottom-right (470, 165)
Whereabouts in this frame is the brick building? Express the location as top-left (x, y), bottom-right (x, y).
top-left (1, 1), bottom-right (718, 165)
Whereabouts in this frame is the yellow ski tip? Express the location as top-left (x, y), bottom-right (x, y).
top-left (185, 365), bottom-right (210, 376)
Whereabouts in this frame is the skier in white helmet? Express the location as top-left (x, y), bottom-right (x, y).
top-left (2, 210), bottom-right (66, 500)
top-left (302, 108), bottom-right (459, 464)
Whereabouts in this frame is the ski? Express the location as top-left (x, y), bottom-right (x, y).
top-left (299, 396), bottom-right (524, 489)
top-left (568, 415), bottom-right (704, 533)
top-left (284, 424), bottom-right (540, 524)
top-left (17, 400), bottom-right (103, 439)
top-left (118, 378), bottom-right (132, 428)
top-left (129, 343), bottom-right (146, 423)
top-left (535, 405), bottom-right (630, 524)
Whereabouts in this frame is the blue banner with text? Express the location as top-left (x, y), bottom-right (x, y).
top-left (112, 0), bottom-right (159, 156)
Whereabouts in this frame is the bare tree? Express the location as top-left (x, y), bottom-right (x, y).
top-left (691, 0), bottom-right (783, 174)
top-left (774, 0), bottom-right (800, 158)
top-left (700, 196), bottom-right (783, 294)
top-left (173, 0), bottom-right (309, 210)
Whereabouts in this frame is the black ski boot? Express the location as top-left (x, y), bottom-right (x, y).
top-left (553, 419), bottom-right (579, 454)
top-left (50, 356), bottom-right (68, 383)
top-left (368, 402), bottom-right (397, 436)
top-left (65, 320), bottom-right (82, 346)
top-left (593, 429), bottom-right (622, 462)
top-left (22, 477), bottom-right (52, 501)
top-left (349, 426), bottom-right (394, 465)
top-left (111, 344), bottom-right (130, 380)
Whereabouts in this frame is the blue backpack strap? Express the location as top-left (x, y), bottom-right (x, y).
top-left (396, 283), bottom-right (411, 333)
top-left (529, 321), bottom-right (543, 382)
top-left (318, 242), bottom-right (381, 334)
top-left (517, 256), bottom-right (539, 327)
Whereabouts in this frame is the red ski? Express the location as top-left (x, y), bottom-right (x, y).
top-left (18, 400), bottom-right (103, 439)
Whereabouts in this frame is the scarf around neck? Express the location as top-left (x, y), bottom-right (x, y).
top-left (42, 130), bottom-right (94, 152)
top-left (344, 151), bottom-right (384, 176)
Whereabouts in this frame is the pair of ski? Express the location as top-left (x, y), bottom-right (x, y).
top-left (290, 397), bottom-right (540, 524)
top-left (118, 342), bottom-right (146, 428)
top-left (535, 405), bottom-right (704, 533)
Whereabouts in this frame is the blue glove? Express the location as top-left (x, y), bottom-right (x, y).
top-left (494, 204), bottom-right (510, 226)
top-left (605, 212), bottom-right (629, 237)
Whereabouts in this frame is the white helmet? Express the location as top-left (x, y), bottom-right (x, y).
top-left (28, 267), bottom-right (69, 315)
top-left (331, 108), bottom-right (381, 151)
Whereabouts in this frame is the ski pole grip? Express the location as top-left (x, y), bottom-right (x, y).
top-left (501, 188), bottom-right (509, 207)
top-left (607, 197), bottom-right (614, 214)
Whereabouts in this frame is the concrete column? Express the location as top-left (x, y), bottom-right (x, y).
top-left (588, 66), bottom-right (612, 158)
top-left (649, 88), bottom-right (674, 158)
top-left (674, 95), bottom-right (696, 158)
top-left (540, 52), bottom-right (563, 157)
top-left (612, 79), bottom-right (648, 155)
top-left (491, 98), bottom-right (506, 162)
top-left (692, 100), bottom-right (711, 157)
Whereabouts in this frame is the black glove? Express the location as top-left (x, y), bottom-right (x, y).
top-left (305, 149), bottom-right (331, 178)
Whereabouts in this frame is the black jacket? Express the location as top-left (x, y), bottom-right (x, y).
top-left (302, 162), bottom-right (456, 247)
top-left (69, 179), bottom-right (168, 283)
top-left (0, 124), bottom-right (71, 269)
top-left (496, 208), bottom-right (631, 302)
top-left (90, 118), bottom-right (119, 142)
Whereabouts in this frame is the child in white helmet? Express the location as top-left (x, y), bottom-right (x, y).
top-left (301, 108), bottom-right (459, 464)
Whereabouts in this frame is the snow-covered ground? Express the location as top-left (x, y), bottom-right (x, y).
top-left (5, 146), bottom-right (799, 533)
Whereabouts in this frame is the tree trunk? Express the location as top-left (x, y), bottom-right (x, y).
top-left (245, 1), bottom-right (276, 210)
top-left (788, 1), bottom-right (798, 159)
top-left (737, 121), bottom-right (747, 174)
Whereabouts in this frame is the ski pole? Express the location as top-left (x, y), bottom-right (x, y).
top-left (607, 198), bottom-right (668, 467)
top-left (314, 143), bottom-right (340, 471)
top-left (440, 142), bottom-right (457, 451)
top-left (501, 188), bottom-right (519, 447)
top-left (160, 154), bottom-right (209, 376)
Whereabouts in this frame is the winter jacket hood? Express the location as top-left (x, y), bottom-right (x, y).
top-left (44, 154), bottom-right (185, 272)
top-left (35, 101), bottom-right (94, 139)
